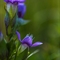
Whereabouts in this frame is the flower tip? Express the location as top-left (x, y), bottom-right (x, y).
top-left (16, 31), bottom-right (21, 41)
top-left (32, 42), bottom-right (43, 47)
top-left (39, 42), bottom-right (43, 45)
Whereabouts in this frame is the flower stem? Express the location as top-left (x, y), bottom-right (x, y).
top-left (14, 49), bottom-right (17, 60)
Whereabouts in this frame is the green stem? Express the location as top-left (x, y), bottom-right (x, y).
top-left (14, 49), bottom-right (17, 60)
top-left (14, 43), bottom-right (19, 60)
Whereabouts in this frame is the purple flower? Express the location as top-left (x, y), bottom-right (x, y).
top-left (16, 31), bottom-right (43, 48)
top-left (4, 0), bottom-right (26, 18)
top-left (17, 0), bottom-right (26, 18)
top-left (17, 3), bottom-right (26, 18)
top-left (4, 0), bottom-right (25, 4)
top-left (0, 32), bottom-right (3, 41)
top-left (4, 0), bottom-right (17, 4)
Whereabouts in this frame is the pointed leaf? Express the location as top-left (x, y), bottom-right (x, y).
top-left (16, 17), bottom-right (30, 26)
top-left (26, 49), bottom-right (39, 60)
top-left (16, 48), bottom-right (28, 60)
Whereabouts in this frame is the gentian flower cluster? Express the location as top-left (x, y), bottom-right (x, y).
top-left (4, 0), bottom-right (26, 18)
top-left (0, 0), bottom-right (43, 60)
top-left (4, 0), bottom-right (29, 35)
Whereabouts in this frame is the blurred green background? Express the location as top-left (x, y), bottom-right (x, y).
top-left (0, 0), bottom-right (60, 60)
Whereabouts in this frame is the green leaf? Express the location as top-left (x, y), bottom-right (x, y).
top-left (7, 25), bottom-right (12, 35)
top-left (0, 39), bottom-right (8, 59)
top-left (6, 39), bottom-right (16, 59)
top-left (26, 49), bottom-right (39, 60)
top-left (16, 17), bottom-right (30, 26)
top-left (16, 48), bottom-right (28, 60)
top-left (17, 44), bottom-right (27, 55)
top-left (4, 7), bottom-right (11, 20)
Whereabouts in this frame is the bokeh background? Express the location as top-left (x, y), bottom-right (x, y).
top-left (0, 0), bottom-right (60, 60)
